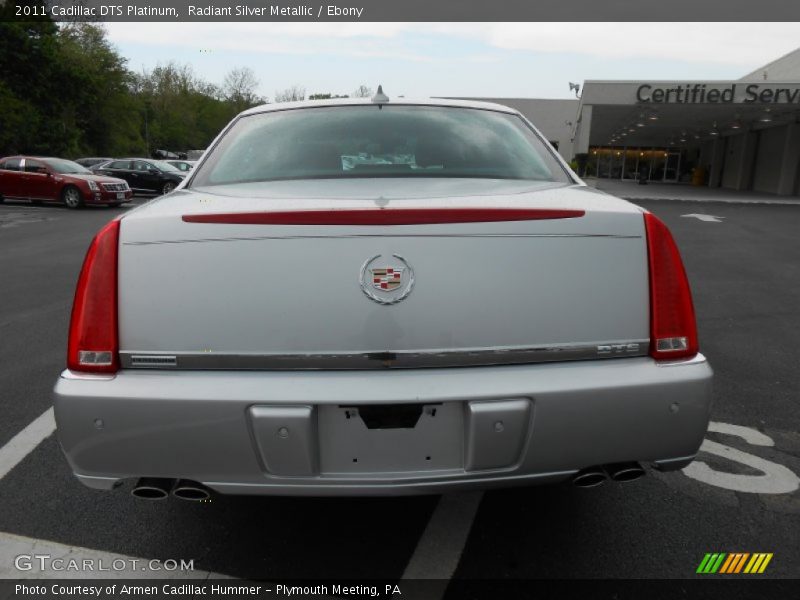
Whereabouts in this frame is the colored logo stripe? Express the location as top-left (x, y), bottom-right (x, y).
top-left (744, 553), bottom-right (773, 574)
top-left (698, 552), bottom-right (773, 574)
top-left (719, 553), bottom-right (749, 573)
top-left (697, 553), bottom-right (726, 573)
top-left (719, 554), bottom-right (736, 573)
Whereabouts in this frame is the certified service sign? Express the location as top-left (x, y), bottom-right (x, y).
top-left (360, 255), bottom-right (415, 305)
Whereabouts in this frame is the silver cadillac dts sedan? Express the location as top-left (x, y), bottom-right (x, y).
top-left (54, 94), bottom-right (712, 500)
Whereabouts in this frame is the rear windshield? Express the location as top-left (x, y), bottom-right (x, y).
top-left (190, 105), bottom-right (570, 187)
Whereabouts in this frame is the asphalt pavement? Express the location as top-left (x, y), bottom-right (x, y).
top-left (0, 195), bottom-right (798, 588)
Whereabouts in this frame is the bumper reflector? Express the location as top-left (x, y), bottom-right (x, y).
top-left (78, 351), bottom-right (114, 366)
top-left (655, 337), bottom-right (689, 352)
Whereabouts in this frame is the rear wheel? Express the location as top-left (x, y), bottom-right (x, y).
top-left (161, 181), bottom-right (176, 195)
top-left (62, 186), bottom-right (84, 209)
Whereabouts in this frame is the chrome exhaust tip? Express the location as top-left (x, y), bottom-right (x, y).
top-left (131, 477), bottom-right (174, 500)
top-left (572, 466), bottom-right (608, 488)
top-left (172, 480), bottom-right (211, 502)
top-left (604, 462), bottom-right (646, 483)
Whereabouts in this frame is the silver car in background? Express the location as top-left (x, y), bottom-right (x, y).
top-left (54, 96), bottom-right (712, 499)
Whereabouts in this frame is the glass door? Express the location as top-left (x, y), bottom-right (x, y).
top-left (650, 152), bottom-right (667, 182)
top-left (663, 152), bottom-right (681, 182)
top-left (622, 149), bottom-right (640, 180)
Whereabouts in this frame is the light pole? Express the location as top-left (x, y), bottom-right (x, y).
top-left (143, 100), bottom-right (151, 158)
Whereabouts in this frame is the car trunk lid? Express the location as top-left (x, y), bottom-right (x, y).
top-left (117, 180), bottom-right (650, 369)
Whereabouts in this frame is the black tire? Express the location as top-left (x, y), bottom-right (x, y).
top-left (62, 185), bottom-right (84, 209)
top-left (161, 181), bottom-right (176, 195)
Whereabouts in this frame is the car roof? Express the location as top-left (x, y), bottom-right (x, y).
top-left (238, 97), bottom-right (521, 118)
top-left (2, 156), bottom-right (60, 161)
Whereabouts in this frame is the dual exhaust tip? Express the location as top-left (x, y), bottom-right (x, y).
top-left (131, 478), bottom-right (211, 501)
top-left (572, 462), bottom-right (645, 488)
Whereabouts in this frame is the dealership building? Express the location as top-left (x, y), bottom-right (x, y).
top-left (471, 47), bottom-right (800, 197)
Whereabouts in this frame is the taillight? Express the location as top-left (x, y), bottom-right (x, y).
top-left (67, 219), bottom-right (120, 373)
top-left (644, 212), bottom-right (698, 361)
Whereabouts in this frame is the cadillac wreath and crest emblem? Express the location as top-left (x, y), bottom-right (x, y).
top-left (371, 267), bottom-right (404, 291)
top-left (360, 255), bottom-right (414, 304)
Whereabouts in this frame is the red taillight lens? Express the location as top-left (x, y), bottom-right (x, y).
top-left (644, 212), bottom-right (698, 361)
top-left (182, 208), bottom-right (586, 226)
top-left (67, 219), bottom-right (120, 373)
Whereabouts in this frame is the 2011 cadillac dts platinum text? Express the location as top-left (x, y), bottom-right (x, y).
top-left (53, 92), bottom-right (713, 499)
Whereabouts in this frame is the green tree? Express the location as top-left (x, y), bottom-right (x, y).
top-left (0, 16), bottom-right (61, 154)
top-left (223, 67), bottom-right (262, 113)
top-left (0, 11), bottom-right (263, 159)
top-left (274, 85), bottom-right (306, 102)
top-left (57, 23), bottom-right (144, 156)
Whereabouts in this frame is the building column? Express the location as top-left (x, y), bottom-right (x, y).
top-left (734, 130), bottom-right (758, 191)
top-left (708, 138), bottom-right (724, 188)
top-left (574, 105), bottom-right (592, 155)
top-left (776, 122), bottom-right (800, 196)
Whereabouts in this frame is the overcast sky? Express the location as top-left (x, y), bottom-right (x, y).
top-left (105, 23), bottom-right (800, 100)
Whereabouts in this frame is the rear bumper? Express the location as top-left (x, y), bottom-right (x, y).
top-left (53, 355), bottom-right (712, 496)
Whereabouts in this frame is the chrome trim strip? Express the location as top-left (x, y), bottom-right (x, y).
top-left (60, 369), bottom-right (116, 381)
top-left (129, 354), bottom-right (177, 368)
top-left (124, 233), bottom-right (642, 246)
top-left (120, 341), bottom-right (649, 370)
top-left (654, 353), bottom-right (708, 367)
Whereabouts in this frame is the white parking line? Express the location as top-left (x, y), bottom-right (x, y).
top-left (0, 410), bottom-right (236, 581)
top-left (0, 531), bottom-right (226, 579)
top-left (402, 491), bottom-right (483, 580)
top-left (681, 213), bottom-right (725, 222)
top-left (682, 421), bottom-right (800, 494)
top-left (0, 409), bottom-right (482, 587)
top-left (0, 408), bottom-right (56, 481)
top-left (707, 421), bottom-right (774, 446)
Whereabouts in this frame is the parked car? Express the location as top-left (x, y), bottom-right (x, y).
top-left (93, 158), bottom-right (185, 195)
top-left (54, 97), bottom-right (712, 500)
top-left (167, 160), bottom-right (196, 172)
top-left (0, 156), bottom-right (132, 208)
top-left (75, 157), bottom-right (114, 168)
